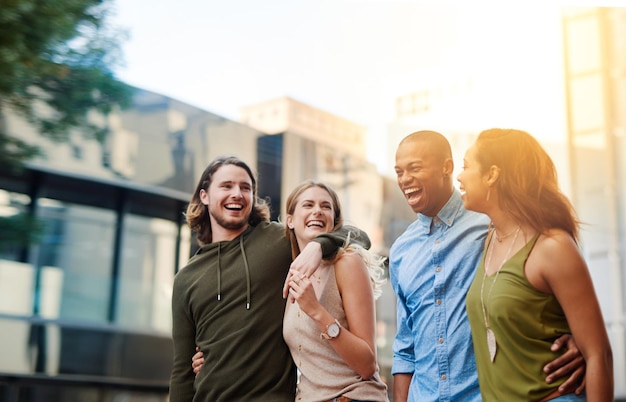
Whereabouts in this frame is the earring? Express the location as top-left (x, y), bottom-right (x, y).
top-left (486, 188), bottom-right (491, 202)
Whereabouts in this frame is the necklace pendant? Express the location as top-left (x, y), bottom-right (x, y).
top-left (486, 328), bottom-right (497, 362)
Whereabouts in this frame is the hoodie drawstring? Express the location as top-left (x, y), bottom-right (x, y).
top-left (239, 236), bottom-right (251, 310)
top-left (216, 243), bottom-right (222, 301)
top-left (215, 236), bottom-right (251, 310)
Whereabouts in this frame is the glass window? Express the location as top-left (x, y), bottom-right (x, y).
top-left (36, 199), bottom-right (115, 323)
top-left (570, 74), bottom-right (606, 135)
top-left (0, 189), bottom-right (33, 261)
top-left (0, 383), bottom-right (168, 402)
top-left (0, 189), bottom-right (36, 317)
top-left (179, 225), bottom-right (192, 270)
top-left (0, 259), bottom-right (35, 316)
top-left (0, 318), bottom-right (34, 374)
top-left (115, 214), bottom-right (183, 333)
top-left (565, 14), bottom-right (601, 75)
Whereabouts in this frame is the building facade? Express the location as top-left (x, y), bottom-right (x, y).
top-left (562, 7), bottom-right (626, 396)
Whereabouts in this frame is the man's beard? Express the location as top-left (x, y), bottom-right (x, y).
top-left (209, 209), bottom-right (248, 231)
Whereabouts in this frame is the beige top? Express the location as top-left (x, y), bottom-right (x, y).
top-left (283, 264), bottom-right (389, 402)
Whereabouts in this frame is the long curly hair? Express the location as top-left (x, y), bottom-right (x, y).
top-left (186, 156), bottom-right (270, 245)
top-left (475, 128), bottom-right (579, 241)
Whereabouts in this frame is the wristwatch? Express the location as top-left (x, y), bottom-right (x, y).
top-left (321, 319), bottom-right (341, 340)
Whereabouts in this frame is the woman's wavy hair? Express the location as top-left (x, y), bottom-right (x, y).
top-left (475, 128), bottom-right (579, 241)
top-left (284, 180), bottom-right (386, 299)
top-left (186, 156), bottom-right (270, 245)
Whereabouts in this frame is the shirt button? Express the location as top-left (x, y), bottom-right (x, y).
top-left (436, 267), bottom-right (442, 272)
top-left (438, 338), bottom-right (444, 344)
top-left (441, 374), bottom-right (447, 380)
top-left (436, 299), bottom-right (442, 305)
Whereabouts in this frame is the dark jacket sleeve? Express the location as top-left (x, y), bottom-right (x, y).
top-left (169, 275), bottom-right (197, 402)
top-left (313, 224), bottom-right (371, 259)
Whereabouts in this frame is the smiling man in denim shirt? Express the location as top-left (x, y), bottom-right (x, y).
top-left (390, 130), bottom-right (586, 402)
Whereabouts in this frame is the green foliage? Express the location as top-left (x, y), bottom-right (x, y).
top-left (0, 212), bottom-right (45, 250)
top-left (0, 0), bottom-right (132, 172)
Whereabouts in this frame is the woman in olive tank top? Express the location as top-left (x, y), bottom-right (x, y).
top-left (457, 128), bottom-right (613, 402)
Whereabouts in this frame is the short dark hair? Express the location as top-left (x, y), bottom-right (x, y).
top-left (400, 130), bottom-right (453, 162)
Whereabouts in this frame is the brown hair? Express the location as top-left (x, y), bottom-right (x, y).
top-left (475, 128), bottom-right (579, 241)
top-left (186, 156), bottom-right (270, 245)
top-left (284, 180), bottom-right (343, 259)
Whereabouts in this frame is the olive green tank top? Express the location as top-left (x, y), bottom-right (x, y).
top-left (466, 233), bottom-right (571, 401)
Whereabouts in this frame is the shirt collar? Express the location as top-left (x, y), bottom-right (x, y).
top-left (416, 188), bottom-right (463, 233)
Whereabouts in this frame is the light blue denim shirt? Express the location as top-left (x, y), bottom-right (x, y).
top-left (390, 189), bottom-right (489, 402)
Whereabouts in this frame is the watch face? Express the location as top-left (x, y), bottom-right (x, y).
top-left (327, 322), bottom-right (340, 338)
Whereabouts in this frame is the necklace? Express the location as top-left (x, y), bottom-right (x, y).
top-left (480, 226), bottom-right (520, 362)
top-left (494, 225), bottom-right (519, 242)
top-left (316, 262), bottom-right (330, 285)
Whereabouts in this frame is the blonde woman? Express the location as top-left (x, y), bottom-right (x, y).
top-left (283, 180), bottom-right (389, 402)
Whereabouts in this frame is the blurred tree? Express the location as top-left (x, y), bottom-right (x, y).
top-left (0, 0), bottom-right (132, 249)
top-left (0, 0), bottom-right (132, 172)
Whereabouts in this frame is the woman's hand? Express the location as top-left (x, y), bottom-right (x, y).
top-left (191, 346), bottom-right (204, 377)
top-left (287, 271), bottom-right (321, 316)
top-left (282, 242), bottom-right (322, 300)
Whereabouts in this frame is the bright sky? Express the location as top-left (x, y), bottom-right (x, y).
top-left (109, 0), bottom-right (624, 172)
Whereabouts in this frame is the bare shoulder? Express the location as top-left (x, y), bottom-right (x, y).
top-left (334, 250), bottom-right (367, 272)
top-left (334, 249), bottom-right (374, 300)
top-left (529, 228), bottom-right (586, 285)
top-left (533, 228), bottom-right (578, 258)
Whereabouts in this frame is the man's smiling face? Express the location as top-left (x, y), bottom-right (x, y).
top-left (200, 164), bottom-right (253, 235)
top-left (394, 138), bottom-right (452, 217)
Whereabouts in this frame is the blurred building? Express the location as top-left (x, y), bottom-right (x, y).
top-left (240, 96), bottom-right (368, 159)
top-left (562, 6), bottom-right (626, 397)
top-left (0, 89), bottom-right (399, 400)
top-left (240, 97), bottom-right (383, 247)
